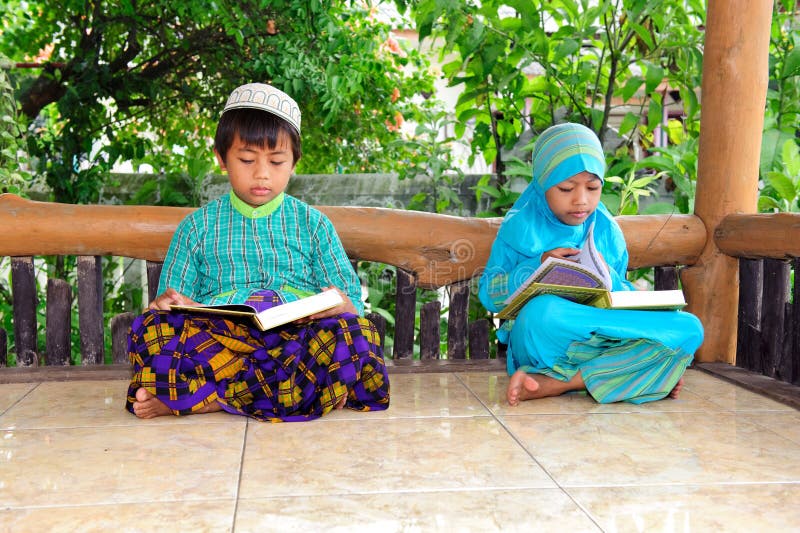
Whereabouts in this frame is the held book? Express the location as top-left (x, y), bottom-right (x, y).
top-left (495, 223), bottom-right (687, 320)
top-left (170, 288), bottom-right (344, 331)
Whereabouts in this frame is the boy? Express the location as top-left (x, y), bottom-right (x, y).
top-left (127, 83), bottom-right (390, 422)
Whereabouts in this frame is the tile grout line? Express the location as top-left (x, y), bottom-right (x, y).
top-left (0, 381), bottom-right (43, 420)
top-left (452, 371), bottom-right (606, 532)
top-left (230, 417), bottom-right (250, 533)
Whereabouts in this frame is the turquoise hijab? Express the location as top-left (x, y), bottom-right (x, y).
top-left (496, 123), bottom-right (631, 289)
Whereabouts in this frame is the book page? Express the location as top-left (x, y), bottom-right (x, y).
top-left (533, 259), bottom-right (606, 288)
top-left (169, 289), bottom-right (344, 330)
top-left (571, 222), bottom-right (612, 290)
top-left (607, 289), bottom-right (687, 310)
top-left (170, 302), bottom-right (259, 317)
top-left (255, 289), bottom-right (343, 330)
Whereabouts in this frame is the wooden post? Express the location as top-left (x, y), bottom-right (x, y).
top-left (146, 261), bottom-right (162, 304)
top-left (446, 280), bottom-right (470, 359)
top-left (77, 255), bottom-right (104, 365)
top-left (110, 312), bottom-right (136, 364)
top-left (761, 259), bottom-right (790, 379)
top-left (736, 259), bottom-right (763, 372)
top-left (419, 301), bottom-right (442, 360)
top-left (0, 328), bottom-right (6, 366)
top-left (11, 257), bottom-right (38, 367)
top-left (393, 268), bottom-right (416, 359)
top-left (365, 312), bottom-right (387, 354)
top-left (45, 278), bottom-right (72, 366)
top-left (468, 320), bottom-right (490, 360)
top-left (681, 0), bottom-right (773, 363)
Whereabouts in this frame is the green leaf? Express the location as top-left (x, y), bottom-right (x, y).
top-left (644, 64), bottom-right (665, 94)
top-left (646, 97), bottom-right (663, 133)
top-left (781, 46), bottom-right (800, 79)
top-left (618, 112), bottom-right (640, 137)
top-left (764, 171), bottom-right (797, 202)
top-left (553, 39), bottom-right (580, 62)
top-left (473, 183), bottom-right (501, 199)
top-left (632, 23), bottom-right (655, 51)
top-left (638, 155), bottom-right (677, 172)
top-left (618, 76), bottom-right (644, 101)
top-left (679, 86), bottom-right (699, 121)
top-left (757, 195), bottom-right (781, 212)
top-left (760, 128), bottom-right (796, 175)
top-left (780, 139), bottom-right (800, 176)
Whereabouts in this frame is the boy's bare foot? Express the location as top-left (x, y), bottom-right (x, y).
top-left (506, 369), bottom-right (586, 406)
top-left (132, 388), bottom-right (173, 418)
top-left (668, 377), bottom-right (685, 399)
top-left (335, 395), bottom-right (347, 409)
top-left (196, 399), bottom-right (223, 414)
top-left (132, 387), bottom-right (222, 418)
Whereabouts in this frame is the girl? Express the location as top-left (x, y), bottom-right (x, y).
top-left (126, 83), bottom-right (390, 421)
top-left (478, 123), bottom-right (703, 406)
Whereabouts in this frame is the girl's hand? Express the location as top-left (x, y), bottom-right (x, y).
top-left (148, 288), bottom-right (198, 311)
top-left (305, 286), bottom-right (358, 320)
top-left (541, 247), bottom-right (581, 263)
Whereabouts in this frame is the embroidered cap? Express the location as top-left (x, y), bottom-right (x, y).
top-left (222, 83), bottom-right (301, 134)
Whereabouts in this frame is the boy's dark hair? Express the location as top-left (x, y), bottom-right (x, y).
top-left (214, 108), bottom-right (302, 164)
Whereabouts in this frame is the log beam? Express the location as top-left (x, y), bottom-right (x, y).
top-left (0, 194), bottom-right (704, 289)
top-left (681, 0), bottom-right (774, 363)
top-left (715, 213), bottom-right (800, 259)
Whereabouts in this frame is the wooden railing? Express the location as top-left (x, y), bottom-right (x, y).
top-left (0, 193), bottom-right (705, 379)
top-left (715, 213), bottom-right (800, 388)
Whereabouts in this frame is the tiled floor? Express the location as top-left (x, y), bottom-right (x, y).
top-left (1, 368), bottom-right (799, 532)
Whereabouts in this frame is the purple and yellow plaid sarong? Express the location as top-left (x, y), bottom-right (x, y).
top-left (125, 291), bottom-right (390, 422)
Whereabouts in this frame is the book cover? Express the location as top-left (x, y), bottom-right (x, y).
top-left (170, 288), bottom-right (344, 331)
top-left (495, 224), bottom-right (686, 319)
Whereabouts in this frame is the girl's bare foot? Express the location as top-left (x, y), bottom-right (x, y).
top-left (506, 369), bottom-right (586, 406)
top-left (668, 377), bottom-right (685, 399)
top-left (507, 370), bottom-right (541, 406)
top-left (132, 388), bottom-right (173, 418)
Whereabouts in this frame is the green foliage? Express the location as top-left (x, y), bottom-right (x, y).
top-left (633, 119), bottom-right (700, 214)
top-left (1, 0), bottom-right (441, 204)
top-left (0, 55), bottom-right (32, 195)
top-left (603, 169), bottom-right (662, 215)
top-left (402, 0), bottom-right (705, 191)
top-left (759, 0), bottom-right (800, 213)
top-left (759, 138), bottom-right (800, 212)
top-left (393, 109), bottom-right (468, 213)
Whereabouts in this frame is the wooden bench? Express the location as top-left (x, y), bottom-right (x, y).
top-left (0, 193), bottom-right (705, 381)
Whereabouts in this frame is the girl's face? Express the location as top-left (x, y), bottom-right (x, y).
top-left (215, 132), bottom-right (296, 208)
top-left (544, 171), bottom-right (602, 225)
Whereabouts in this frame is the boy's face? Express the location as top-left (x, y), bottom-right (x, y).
top-left (544, 170), bottom-right (602, 225)
top-left (215, 133), bottom-right (296, 208)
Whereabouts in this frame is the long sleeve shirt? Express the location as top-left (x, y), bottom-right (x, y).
top-left (158, 191), bottom-right (363, 314)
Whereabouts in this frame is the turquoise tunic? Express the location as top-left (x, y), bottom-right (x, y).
top-left (478, 123), bottom-right (704, 403)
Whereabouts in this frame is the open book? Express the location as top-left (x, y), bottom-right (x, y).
top-left (170, 288), bottom-right (344, 331)
top-left (495, 223), bottom-right (686, 320)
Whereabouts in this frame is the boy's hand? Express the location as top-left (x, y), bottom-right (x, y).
top-left (149, 288), bottom-right (198, 311)
top-left (541, 247), bottom-right (581, 262)
top-left (305, 286), bottom-right (358, 320)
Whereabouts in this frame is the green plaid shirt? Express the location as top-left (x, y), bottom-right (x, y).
top-left (158, 191), bottom-right (363, 314)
